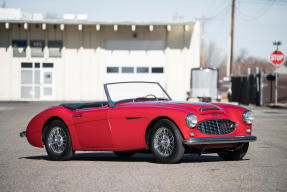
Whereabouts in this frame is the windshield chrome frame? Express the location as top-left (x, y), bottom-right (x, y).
top-left (104, 81), bottom-right (172, 107)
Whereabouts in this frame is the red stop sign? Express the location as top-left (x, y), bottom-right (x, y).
top-left (270, 50), bottom-right (285, 65)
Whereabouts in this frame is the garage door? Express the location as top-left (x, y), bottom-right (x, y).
top-left (104, 40), bottom-right (166, 87)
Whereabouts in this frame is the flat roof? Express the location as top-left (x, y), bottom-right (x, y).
top-left (0, 19), bottom-right (195, 26)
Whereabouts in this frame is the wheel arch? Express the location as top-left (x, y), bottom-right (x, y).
top-left (42, 116), bottom-right (70, 143)
top-left (145, 116), bottom-right (184, 148)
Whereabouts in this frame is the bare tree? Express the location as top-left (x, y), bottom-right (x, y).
top-left (172, 12), bottom-right (184, 22)
top-left (218, 64), bottom-right (227, 81)
top-left (204, 42), bottom-right (225, 67)
top-left (204, 42), bottom-right (226, 80)
top-left (204, 44), bottom-right (272, 80)
top-left (233, 49), bottom-right (273, 75)
top-left (1, 1), bottom-right (6, 8)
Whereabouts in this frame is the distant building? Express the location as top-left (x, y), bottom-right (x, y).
top-left (0, 9), bottom-right (200, 101)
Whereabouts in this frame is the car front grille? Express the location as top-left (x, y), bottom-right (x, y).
top-left (197, 119), bottom-right (236, 135)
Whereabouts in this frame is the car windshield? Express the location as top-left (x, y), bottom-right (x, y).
top-left (105, 82), bottom-right (171, 106)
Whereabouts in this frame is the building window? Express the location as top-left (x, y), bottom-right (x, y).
top-left (107, 67), bottom-right (119, 73)
top-left (136, 67), bottom-right (149, 73)
top-left (152, 67), bottom-right (164, 73)
top-left (30, 40), bottom-right (45, 57)
top-left (12, 40), bottom-right (27, 57)
top-left (21, 62), bottom-right (32, 68)
top-left (43, 63), bottom-right (54, 68)
top-left (122, 67), bottom-right (134, 73)
top-left (48, 40), bottom-right (63, 57)
top-left (35, 63), bottom-right (40, 68)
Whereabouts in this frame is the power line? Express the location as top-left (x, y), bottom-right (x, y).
top-left (257, 0), bottom-right (287, 3)
top-left (240, 0), bottom-right (287, 4)
top-left (237, 0), bottom-right (277, 21)
top-left (241, 0), bottom-right (287, 3)
top-left (240, 2), bottom-right (287, 6)
top-left (206, 3), bottom-right (230, 21)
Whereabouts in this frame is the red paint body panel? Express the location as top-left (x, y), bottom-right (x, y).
top-left (72, 108), bottom-right (114, 148)
top-left (26, 106), bottom-right (82, 149)
top-left (25, 101), bottom-right (252, 151)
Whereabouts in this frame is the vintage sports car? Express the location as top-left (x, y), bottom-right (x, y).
top-left (20, 82), bottom-right (257, 163)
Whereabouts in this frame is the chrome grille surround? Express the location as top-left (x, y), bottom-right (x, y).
top-left (197, 119), bottom-right (236, 135)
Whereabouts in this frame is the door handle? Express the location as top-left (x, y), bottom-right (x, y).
top-left (73, 113), bottom-right (82, 117)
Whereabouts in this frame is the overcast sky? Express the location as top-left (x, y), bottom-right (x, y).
top-left (3, 0), bottom-right (287, 62)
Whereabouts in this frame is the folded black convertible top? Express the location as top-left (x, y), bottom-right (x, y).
top-left (60, 101), bottom-right (108, 111)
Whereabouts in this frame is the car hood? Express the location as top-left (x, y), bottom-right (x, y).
top-left (120, 101), bottom-right (224, 114)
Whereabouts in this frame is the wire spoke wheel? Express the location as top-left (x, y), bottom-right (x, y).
top-left (153, 127), bottom-right (175, 157)
top-left (150, 119), bottom-right (184, 163)
top-left (47, 126), bottom-right (67, 154)
top-left (44, 120), bottom-right (74, 161)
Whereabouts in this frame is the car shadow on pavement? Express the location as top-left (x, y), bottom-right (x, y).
top-left (19, 152), bottom-right (249, 163)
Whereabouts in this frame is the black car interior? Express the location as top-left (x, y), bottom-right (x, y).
top-left (60, 101), bottom-right (108, 111)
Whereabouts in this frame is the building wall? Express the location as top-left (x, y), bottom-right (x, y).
top-left (0, 24), bottom-right (14, 100)
top-left (0, 22), bottom-right (200, 101)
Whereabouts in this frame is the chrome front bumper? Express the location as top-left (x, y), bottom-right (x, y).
top-left (183, 135), bottom-right (257, 145)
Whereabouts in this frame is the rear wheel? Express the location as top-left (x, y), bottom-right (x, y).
top-left (149, 119), bottom-right (184, 164)
top-left (44, 120), bottom-right (73, 161)
top-left (218, 143), bottom-right (249, 161)
top-left (114, 151), bottom-right (135, 158)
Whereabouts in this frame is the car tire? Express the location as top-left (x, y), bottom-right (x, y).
top-left (44, 119), bottom-right (74, 161)
top-left (114, 151), bottom-right (135, 158)
top-left (218, 143), bottom-right (249, 161)
top-left (149, 119), bottom-right (184, 164)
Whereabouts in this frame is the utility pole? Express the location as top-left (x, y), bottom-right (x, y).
top-left (273, 41), bottom-right (282, 104)
top-left (229, 0), bottom-right (235, 75)
top-left (200, 15), bottom-right (205, 67)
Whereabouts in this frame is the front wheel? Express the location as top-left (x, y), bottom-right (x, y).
top-left (218, 143), bottom-right (249, 161)
top-left (150, 119), bottom-right (184, 164)
top-left (44, 120), bottom-right (74, 161)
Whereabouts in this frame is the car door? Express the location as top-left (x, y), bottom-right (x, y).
top-left (72, 107), bottom-right (115, 149)
top-left (107, 106), bottom-right (149, 150)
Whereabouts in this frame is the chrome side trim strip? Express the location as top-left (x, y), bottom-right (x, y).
top-left (183, 135), bottom-right (257, 145)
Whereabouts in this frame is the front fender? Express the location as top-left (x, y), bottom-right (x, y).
top-left (26, 106), bottom-right (80, 149)
top-left (143, 106), bottom-right (192, 140)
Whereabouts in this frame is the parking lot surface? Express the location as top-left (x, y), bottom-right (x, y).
top-left (0, 102), bottom-right (286, 192)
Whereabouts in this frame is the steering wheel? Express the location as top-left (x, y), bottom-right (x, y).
top-left (133, 94), bottom-right (158, 102)
top-left (144, 94), bottom-right (157, 99)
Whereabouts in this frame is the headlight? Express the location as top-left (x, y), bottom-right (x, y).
top-left (186, 113), bottom-right (197, 128)
top-left (242, 110), bottom-right (254, 124)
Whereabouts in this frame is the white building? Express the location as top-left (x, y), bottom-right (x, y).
top-left (0, 11), bottom-right (200, 101)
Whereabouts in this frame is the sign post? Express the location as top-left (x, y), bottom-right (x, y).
top-left (270, 49), bottom-right (285, 104)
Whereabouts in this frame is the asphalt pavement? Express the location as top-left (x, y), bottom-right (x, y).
top-left (0, 102), bottom-right (286, 192)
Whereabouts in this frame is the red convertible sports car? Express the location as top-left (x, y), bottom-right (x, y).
top-left (20, 82), bottom-right (257, 163)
